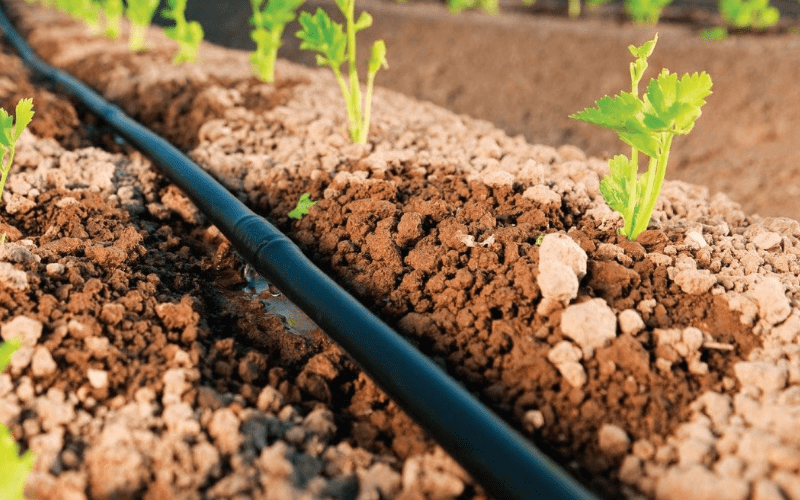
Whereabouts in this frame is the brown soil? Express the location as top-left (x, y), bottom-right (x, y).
top-left (3, 2), bottom-right (800, 500)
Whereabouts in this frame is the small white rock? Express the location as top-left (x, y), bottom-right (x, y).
top-left (753, 231), bottom-right (782, 251)
top-left (1, 315), bottom-right (43, 345)
top-left (598, 424), bottom-right (630, 455)
top-left (674, 269), bottom-right (717, 295)
top-left (734, 361), bottom-right (788, 394)
top-left (560, 298), bottom-right (617, 358)
top-left (750, 277), bottom-right (792, 326)
top-left (87, 369), bottom-right (108, 390)
top-left (31, 347), bottom-right (57, 377)
top-left (618, 309), bottom-right (645, 336)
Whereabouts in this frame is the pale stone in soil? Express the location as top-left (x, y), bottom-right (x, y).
top-left (673, 269), bottom-right (717, 295)
top-left (618, 309), bottom-right (645, 336)
top-left (598, 424), bottom-right (630, 456)
top-left (734, 361), bottom-right (788, 394)
top-left (560, 298), bottom-right (617, 358)
top-left (750, 277), bottom-right (792, 326)
top-left (1, 315), bottom-right (43, 345)
top-left (654, 465), bottom-right (748, 500)
top-left (31, 346), bottom-right (57, 378)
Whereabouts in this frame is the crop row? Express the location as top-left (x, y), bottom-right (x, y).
top-left (451, 0), bottom-right (793, 38)
top-left (0, 0), bottom-right (719, 497)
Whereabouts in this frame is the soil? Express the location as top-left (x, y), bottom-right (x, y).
top-left (176, 0), bottom-right (800, 222)
top-left (3, 2), bottom-right (800, 500)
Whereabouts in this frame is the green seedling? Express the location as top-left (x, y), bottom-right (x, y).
top-left (447, 0), bottom-right (499, 14)
top-left (161, 0), bottom-right (204, 64)
top-left (0, 338), bottom-right (36, 500)
top-left (126, 0), bottom-right (159, 51)
top-left (700, 26), bottom-right (729, 39)
top-left (0, 99), bottom-right (34, 206)
top-left (570, 34), bottom-right (712, 241)
top-left (296, 0), bottom-right (388, 144)
top-left (625, 0), bottom-right (672, 24)
top-left (101, 0), bottom-right (123, 39)
top-left (719, 0), bottom-right (779, 30)
top-left (249, 0), bottom-right (305, 83)
top-left (288, 192), bottom-right (316, 219)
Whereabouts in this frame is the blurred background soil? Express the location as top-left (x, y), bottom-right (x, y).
top-left (155, 0), bottom-right (800, 222)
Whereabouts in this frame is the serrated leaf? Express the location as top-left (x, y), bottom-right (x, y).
top-left (570, 92), bottom-right (641, 129)
top-left (257, 0), bottom-right (305, 30)
top-left (288, 193), bottom-right (317, 219)
top-left (296, 9), bottom-right (347, 67)
top-left (600, 154), bottom-right (639, 223)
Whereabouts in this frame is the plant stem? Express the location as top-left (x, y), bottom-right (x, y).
top-left (631, 132), bottom-right (673, 239)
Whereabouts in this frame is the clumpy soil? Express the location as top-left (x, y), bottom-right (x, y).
top-left (4, 1), bottom-right (800, 500)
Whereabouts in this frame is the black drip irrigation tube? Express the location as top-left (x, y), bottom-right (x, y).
top-left (0, 6), bottom-right (602, 500)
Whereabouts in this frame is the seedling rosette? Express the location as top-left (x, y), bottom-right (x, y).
top-left (249, 0), bottom-right (305, 83)
top-left (570, 34), bottom-right (712, 241)
top-left (161, 0), bottom-right (204, 64)
top-left (296, 0), bottom-right (388, 144)
top-left (126, 0), bottom-right (159, 52)
top-left (101, 0), bottom-right (123, 39)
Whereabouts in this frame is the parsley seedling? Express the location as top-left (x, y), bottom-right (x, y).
top-left (447, 0), bottom-right (499, 14)
top-left (288, 192), bottom-right (316, 219)
top-left (0, 99), bottom-right (34, 205)
top-left (625, 0), bottom-right (672, 24)
top-left (296, 0), bottom-right (388, 144)
top-left (719, 0), bottom-right (779, 32)
top-left (571, 34), bottom-right (712, 241)
top-left (249, 0), bottom-right (305, 83)
top-left (161, 0), bottom-right (204, 64)
top-left (126, 0), bottom-right (159, 51)
top-left (101, 0), bottom-right (124, 39)
top-left (0, 338), bottom-right (35, 500)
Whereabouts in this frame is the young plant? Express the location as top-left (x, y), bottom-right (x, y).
top-left (288, 192), bottom-right (316, 219)
top-left (0, 339), bottom-right (36, 500)
top-left (625, 0), bottom-right (672, 24)
top-left (126, 0), bottom-right (159, 52)
top-left (570, 34), bottom-right (712, 241)
top-left (161, 0), bottom-right (204, 64)
top-left (101, 0), bottom-right (124, 39)
top-left (0, 99), bottom-right (34, 204)
top-left (719, 0), bottom-right (779, 31)
top-left (447, 0), bottom-right (499, 14)
top-left (296, 0), bottom-right (388, 144)
top-left (249, 0), bottom-right (305, 83)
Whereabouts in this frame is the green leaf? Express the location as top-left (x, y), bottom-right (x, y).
top-left (296, 9), bottom-right (347, 68)
top-left (253, 0), bottom-right (305, 31)
top-left (127, 0), bottom-right (160, 25)
top-left (599, 154), bottom-right (639, 225)
top-left (353, 12), bottom-right (372, 32)
top-left (0, 339), bottom-right (34, 500)
top-left (288, 192), bottom-right (317, 219)
top-left (642, 70), bottom-right (712, 135)
top-left (0, 423), bottom-right (34, 500)
top-left (570, 92), bottom-right (660, 157)
top-left (0, 338), bottom-right (22, 372)
top-left (368, 40), bottom-right (388, 75)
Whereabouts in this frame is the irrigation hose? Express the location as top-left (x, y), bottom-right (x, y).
top-left (0, 6), bottom-right (602, 500)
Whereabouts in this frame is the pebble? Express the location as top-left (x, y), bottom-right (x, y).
top-left (31, 346), bottom-right (57, 377)
top-left (560, 298), bottom-right (617, 358)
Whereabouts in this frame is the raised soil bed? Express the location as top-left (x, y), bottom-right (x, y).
top-left (2, 1), bottom-right (800, 500)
